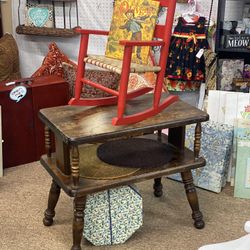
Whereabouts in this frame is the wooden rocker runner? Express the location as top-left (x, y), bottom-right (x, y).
top-left (69, 0), bottom-right (179, 125)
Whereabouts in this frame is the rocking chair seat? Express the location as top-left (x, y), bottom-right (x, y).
top-left (84, 55), bottom-right (161, 74)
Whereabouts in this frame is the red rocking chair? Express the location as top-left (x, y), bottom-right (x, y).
top-left (69, 0), bottom-right (178, 125)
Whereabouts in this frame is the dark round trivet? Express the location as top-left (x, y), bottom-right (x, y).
top-left (97, 138), bottom-right (177, 168)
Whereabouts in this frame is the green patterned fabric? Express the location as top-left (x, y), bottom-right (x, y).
top-left (84, 185), bottom-right (143, 246)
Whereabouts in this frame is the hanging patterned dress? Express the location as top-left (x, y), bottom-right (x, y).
top-left (165, 16), bottom-right (209, 91)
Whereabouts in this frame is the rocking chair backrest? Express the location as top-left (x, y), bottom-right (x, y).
top-left (153, 0), bottom-right (177, 71)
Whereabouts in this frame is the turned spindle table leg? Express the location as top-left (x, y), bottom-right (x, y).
top-left (44, 126), bottom-right (52, 157)
top-left (153, 178), bottom-right (163, 197)
top-left (153, 130), bottom-right (164, 197)
top-left (194, 122), bottom-right (201, 159)
top-left (43, 179), bottom-right (61, 226)
top-left (71, 146), bottom-right (80, 187)
top-left (71, 196), bottom-right (86, 250)
top-left (43, 126), bottom-right (61, 226)
top-left (181, 122), bottom-right (204, 229)
top-left (181, 170), bottom-right (205, 229)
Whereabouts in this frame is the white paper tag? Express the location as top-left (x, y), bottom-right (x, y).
top-left (198, 83), bottom-right (206, 110)
top-left (184, 16), bottom-right (194, 23)
top-left (196, 48), bottom-right (204, 59)
top-left (9, 86), bottom-right (27, 103)
top-left (5, 81), bottom-right (16, 86)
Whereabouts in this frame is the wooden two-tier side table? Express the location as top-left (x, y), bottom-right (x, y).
top-left (39, 94), bottom-right (209, 250)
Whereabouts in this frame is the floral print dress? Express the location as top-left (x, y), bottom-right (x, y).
top-left (165, 16), bottom-right (209, 91)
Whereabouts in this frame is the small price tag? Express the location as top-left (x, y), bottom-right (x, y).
top-left (184, 16), bottom-right (194, 23)
top-left (9, 86), bottom-right (27, 103)
top-left (196, 48), bottom-right (204, 59)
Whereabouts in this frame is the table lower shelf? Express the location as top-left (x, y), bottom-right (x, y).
top-left (40, 146), bottom-right (205, 197)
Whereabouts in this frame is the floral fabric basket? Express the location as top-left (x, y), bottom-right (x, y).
top-left (168, 121), bottom-right (234, 193)
top-left (84, 185), bottom-right (143, 246)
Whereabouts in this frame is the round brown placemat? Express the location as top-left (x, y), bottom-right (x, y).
top-left (97, 138), bottom-right (177, 168)
top-left (79, 144), bottom-right (140, 180)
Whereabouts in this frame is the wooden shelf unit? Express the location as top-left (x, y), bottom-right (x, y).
top-left (16, 0), bottom-right (79, 37)
top-left (215, 0), bottom-right (250, 63)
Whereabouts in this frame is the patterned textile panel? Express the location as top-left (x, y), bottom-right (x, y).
top-left (168, 121), bottom-right (234, 193)
top-left (62, 62), bottom-right (120, 98)
top-left (62, 62), bottom-right (154, 98)
top-left (84, 185), bottom-right (143, 246)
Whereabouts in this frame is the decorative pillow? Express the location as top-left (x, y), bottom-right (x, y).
top-left (25, 2), bottom-right (54, 28)
top-left (0, 34), bottom-right (21, 82)
top-left (62, 62), bottom-right (120, 98)
top-left (32, 42), bottom-right (76, 78)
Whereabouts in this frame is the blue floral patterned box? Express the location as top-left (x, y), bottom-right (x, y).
top-left (168, 121), bottom-right (234, 193)
top-left (83, 185), bottom-right (143, 246)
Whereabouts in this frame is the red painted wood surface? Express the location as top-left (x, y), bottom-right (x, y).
top-left (0, 76), bottom-right (69, 168)
top-left (70, 0), bottom-right (178, 125)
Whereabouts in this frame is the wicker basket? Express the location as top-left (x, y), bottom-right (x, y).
top-left (16, 25), bottom-right (79, 38)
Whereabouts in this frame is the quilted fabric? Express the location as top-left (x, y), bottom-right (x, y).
top-left (0, 34), bottom-right (21, 82)
top-left (84, 185), bottom-right (143, 246)
top-left (169, 121), bottom-right (234, 193)
top-left (31, 42), bottom-right (76, 78)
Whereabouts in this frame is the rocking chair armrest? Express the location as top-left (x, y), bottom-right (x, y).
top-left (74, 27), bottom-right (109, 36)
top-left (119, 40), bottom-right (165, 47)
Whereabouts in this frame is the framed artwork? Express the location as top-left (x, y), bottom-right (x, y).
top-left (217, 59), bottom-right (244, 91)
top-left (105, 0), bottom-right (160, 64)
top-left (25, 2), bottom-right (54, 28)
top-left (207, 90), bottom-right (250, 126)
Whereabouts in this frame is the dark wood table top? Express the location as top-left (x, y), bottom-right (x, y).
top-left (39, 94), bottom-right (209, 145)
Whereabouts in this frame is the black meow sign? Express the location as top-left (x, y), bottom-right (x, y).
top-left (225, 35), bottom-right (250, 48)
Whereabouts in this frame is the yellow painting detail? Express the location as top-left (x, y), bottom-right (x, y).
top-left (105, 0), bottom-right (160, 65)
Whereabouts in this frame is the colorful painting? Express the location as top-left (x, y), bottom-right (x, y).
top-left (105, 0), bottom-right (160, 64)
